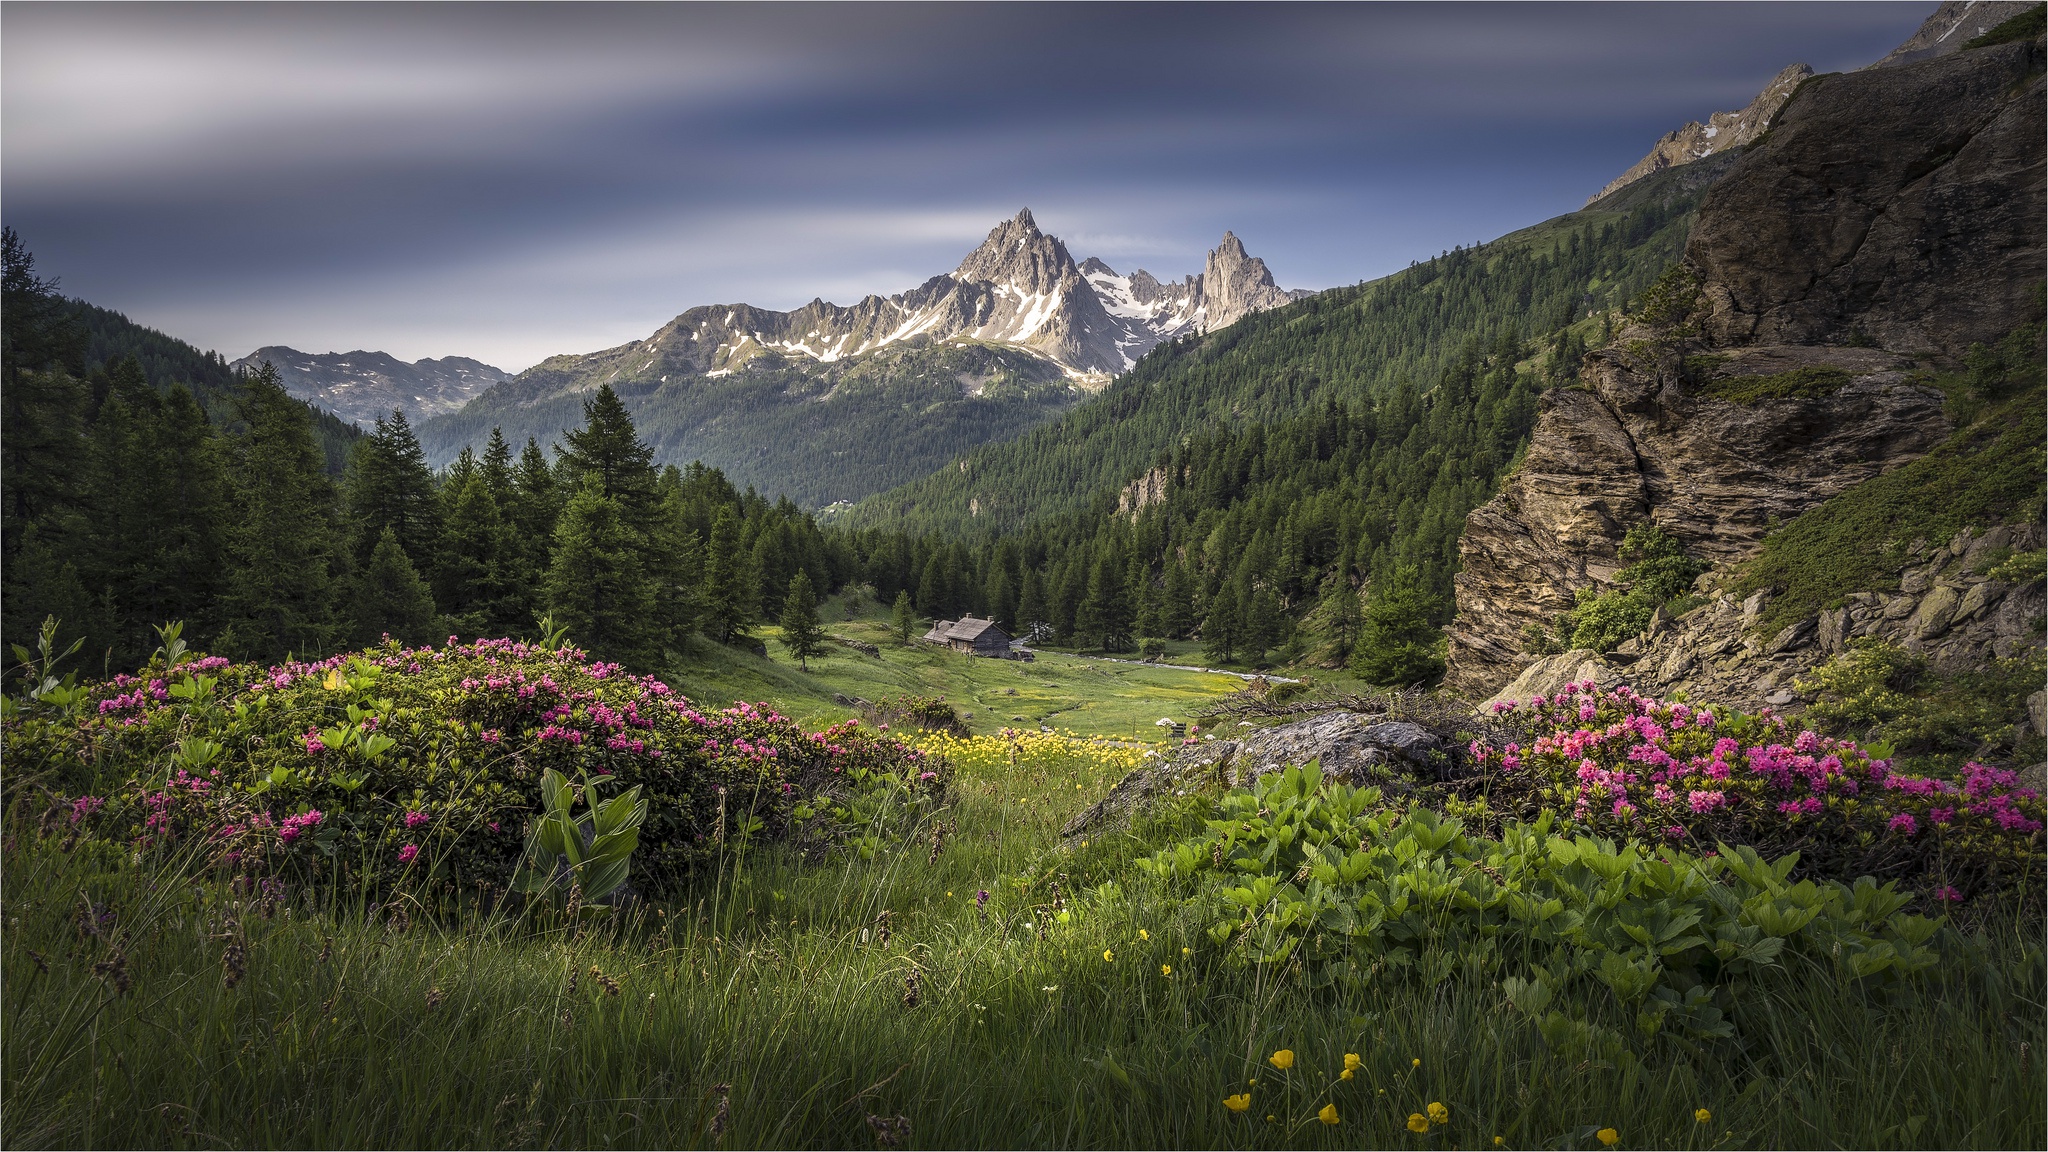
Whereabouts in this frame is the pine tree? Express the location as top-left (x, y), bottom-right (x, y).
top-left (647, 485), bottom-right (706, 649)
top-left (556, 385), bottom-right (656, 511)
top-left (1162, 560), bottom-right (1195, 639)
top-left (544, 477), bottom-right (658, 668)
top-left (345, 409), bottom-right (441, 571)
top-left (1016, 568), bottom-right (1047, 639)
top-left (436, 473), bottom-right (516, 638)
top-left (703, 507), bottom-right (755, 645)
top-left (1201, 581), bottom-right (1241, 664)
top-left (1351, 566), bottom-right (1445, 686)
top-left (354, 526), bottom-right (439, 645)
top-left (1079, 550), bottom-right (1134, 652)
top-left (892, 589), bottom-right (917, 645)
top-left (217, 363), bottom-right (346, 662)
top-left (778, 570), bottom-right (825, 670)
top-left (916, 550), bottom-right (947, 619)
top-left (509, 436), bottom-right (562, 618)
top-left (1243, 584), bottom-right (1282, 664)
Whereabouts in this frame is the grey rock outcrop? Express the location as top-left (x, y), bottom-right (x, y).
top-left (1201, 232), bottom-right (1306, 331)
top-left (1586, 63), bottom-right (1812, 207)
top-left (1447, 25), bottom-right (2044, 702)
top-left (1597, 525), bottom-right (2043, 713)
top-left (1060, 712), bottom-right (1452, 839)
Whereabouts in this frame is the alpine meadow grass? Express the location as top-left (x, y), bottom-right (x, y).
top-left (4, 731), bottom-right (2042, 1150)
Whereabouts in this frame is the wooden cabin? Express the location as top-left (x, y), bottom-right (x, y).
top-left (921, 615), bottom-right (1016, 658)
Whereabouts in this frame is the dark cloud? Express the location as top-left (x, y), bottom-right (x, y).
top-left (3, 1), bottom-right (1928, 368)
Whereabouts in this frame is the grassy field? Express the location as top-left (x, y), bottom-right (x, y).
top-left (667, 599), bottom-right (1253, 741)
top-left (6, 726), bottom-right (2043, 1150)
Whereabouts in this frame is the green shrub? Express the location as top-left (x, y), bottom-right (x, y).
top-left (2, 637), bottom-right (941, 901)
top-left (1795, 639), bottom-right (2047, 776)
top-left (1566, 524), bottom-right (1704, 652)
top-left (1699, 367), bottom-right (1854, 405)
top-left (1139, 765), bottom-right (1950, 1046)
top-left (1963, 4), bottom-right (2045, 49)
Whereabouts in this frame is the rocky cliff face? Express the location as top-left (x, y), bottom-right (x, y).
top-left (1447, 29), bottom-right (2045, 700)
top-left (1586, 64), bottom-right (1812, 207)
top-left (1874, 0), bottom-right (2039, 67)
top-left (1688, 38), bottom-right (2046, 357)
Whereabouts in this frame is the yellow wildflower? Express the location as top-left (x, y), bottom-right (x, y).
top-left (1138, 928), bottom-right (1150, 940)
top-left (1494, 1139), bottom-right (1505, 1147)
top-left (1695, 1109), bottom-right (1711, 1123)
top-left (1102, 949), bottom-right (1114, 962)
top-left (1223, 1094), bottom-right (1251, 1113)
top-left (1318, 1103), bottom-right (1340, 1126)
top-left (1597, 1129), bottom-right (1620, 1147)
top-left (1161, 964), bottom-right (1172, 976)
top-left (1407, 1113), bottom-right (1429, 1133)
top-left (1182, 946), bottom-right (1192, 956)
top-left (1411, 1057), bottom-right (1421, 1068)
top-left (1428, 1102), bottom-right (1449, 1124)
top-left (1344, 1053), bottom-right (1363, 1072)
top-left (1341, 1069), bottom-right (1355, 1080)
top-left (1268, 1049), bottom-right (1295, 1070)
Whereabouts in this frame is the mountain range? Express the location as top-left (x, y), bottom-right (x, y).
top-left (229, 347), bottom-right (513, 429)
top-left (409, 213), bottom-right (1309, 505)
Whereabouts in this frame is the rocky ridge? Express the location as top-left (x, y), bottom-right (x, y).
top-left (1448, 30), bottom-right (2045, 702)
top-left (1481, 522), bottom-right (2046, 716)
top-left (499, 210), bottom-right (1307, 397)
top-left (232, 346), bottom-right (512, 428)
top-left (1585, 64), bottom-right (1812, 207)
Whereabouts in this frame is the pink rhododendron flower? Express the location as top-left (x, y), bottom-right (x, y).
top-left (398, 844), bottom-right (420, 864)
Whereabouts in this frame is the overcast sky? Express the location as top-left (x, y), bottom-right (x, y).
top-left (4, 2), bottom-right (1930, 371)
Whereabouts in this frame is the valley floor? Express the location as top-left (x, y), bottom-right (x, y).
top-left (6, 725), bottom-right (2042, 1149)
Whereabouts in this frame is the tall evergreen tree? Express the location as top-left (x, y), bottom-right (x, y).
top-left (354, 526), bottom-right (439, 645)
top-left (892, 589), bottom-right (917, 645)
top-left (1201, 582), bottom-right (1242, 664)
top-left (544, 477), bottom-right (657, 668)
top-left (647, 484), bottom-right (706, 649)
top-left (703, 507), bottom-right (756, 645)
top-left (435, 473), bottom-right (516, 638)
top-left (778, 570), bottom-right (825, 670)
top-left (217, 363), bottom-right (346, 662)
top-left (509, 436), bottom-right (563, 619)
top-left (345, 409), bottom-right (441, 570)
top-left (1351, 566), bottom-right (1445, 686)
top-left (1079, 550), bottom-right (1133, 652)
top-left (1017, 568), bottom-right (1047, 638)
top-left (556, 385), bottom-right (656, 511)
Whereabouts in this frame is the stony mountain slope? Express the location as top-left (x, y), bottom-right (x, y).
top-left (230, 346), bottom-right (511, 428)
top-left (416, 213), bottom-right (1306, 502)
top-left (1448, 27), bottom-right (2046, 706)
top-left (1585, 64), bottom-right (1811, 207)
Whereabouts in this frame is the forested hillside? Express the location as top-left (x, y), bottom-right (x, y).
top-left (849, 156), bottom-right (1732, 538)
top-left (418, 340), bottom-right (1083, 508)
top-left (67, 299), bottom-right (361, 474)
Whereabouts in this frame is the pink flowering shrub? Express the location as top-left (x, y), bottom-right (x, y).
top-left (1473, 682), bottom-right (2044, 900)
top-left (5, 636), bottom-right (944, 899)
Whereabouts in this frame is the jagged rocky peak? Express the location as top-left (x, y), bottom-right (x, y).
top-left (232, 345), bottom-right (512, 427)
top-left (953, 208), bottom-right (1080, 296)
top-left (1203, 230), bottom-right (1301, 330)
top-left (1586, 63), bottom-right (1812, 206)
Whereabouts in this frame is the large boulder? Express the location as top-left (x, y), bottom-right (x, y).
top-left (1059, 712), bottom-right (1452, 839)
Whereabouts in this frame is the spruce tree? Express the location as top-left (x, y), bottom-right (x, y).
top-left (354, 526), bottom-right (439, 645)
top-left (1162, 560), bottom-right (1195, 639)
top-left (1017, 568), bottom-right (1047, 638)
top-left (556, 385), bottom-right (656, 511)
top-left (217, 362), bottom-right (346, 662)
top-left (1201, 582), bottom-right (1241, 664)
top-left (892, 589), bottom-right (917, 645)
top-left (703, 507), bottom-right (755, 645)
top-left (778, 570), bottom-right (825, 670)
top-left (436, 473), bottom-right (516, 638)
top-left (544, 477), bottom-right (658, 668)
top-left (345, 409), bottom-right (441, 571)
top-left (509, 436), bottom-right (562, 616)
top-left (647, 485), bottom-right (706, 649)
top-left (915, 550), bottom-right (947, 619)
top-left (1351, 566), bottom-right (1445, 686)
